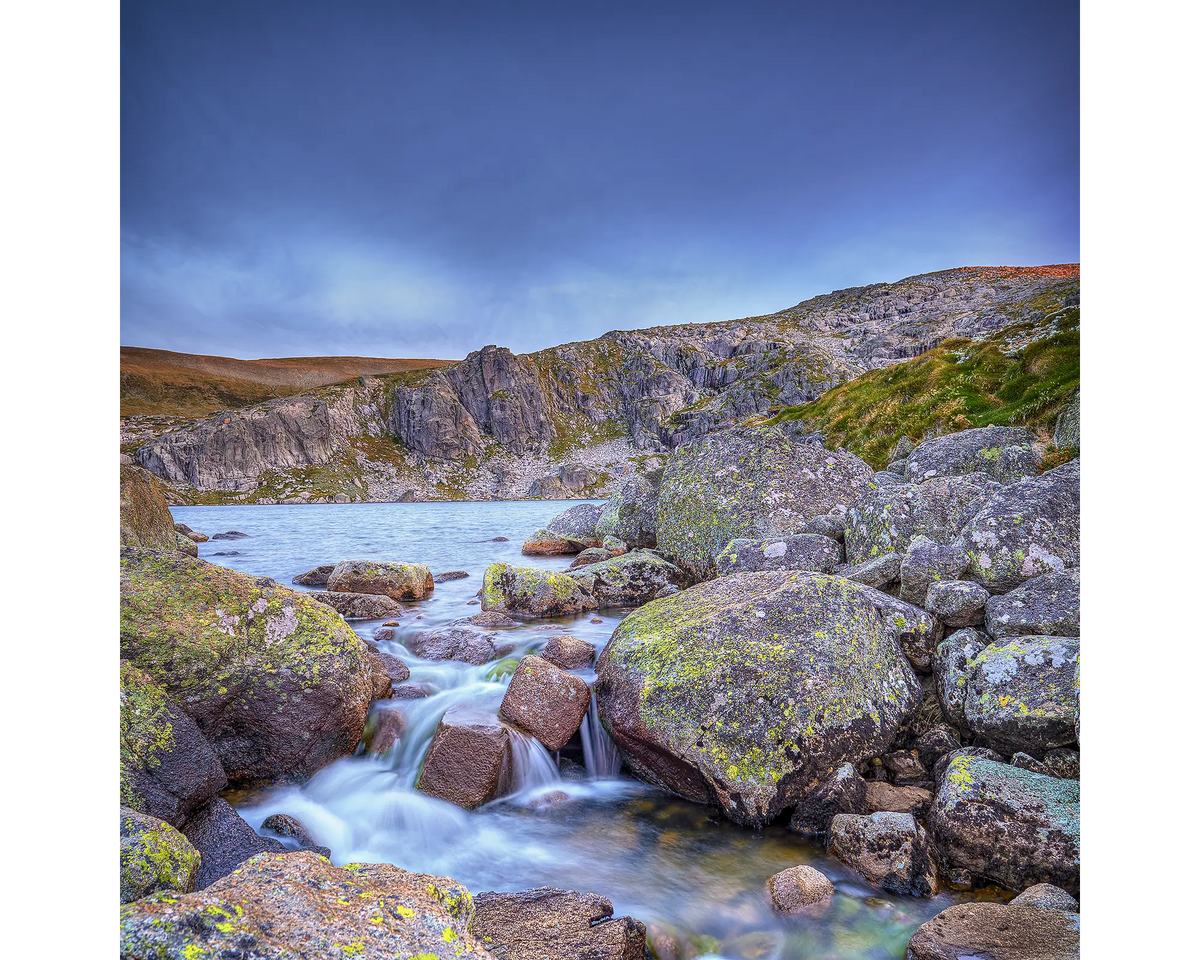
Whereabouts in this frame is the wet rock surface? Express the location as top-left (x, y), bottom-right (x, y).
top-left (417, 704), bottom-right (512, 808)
top-left (827, 812), bottom-right (939, 897)
top-left (500, 656), bottom-right (591, 751)
top-left (766, 865), bottom-right (834, 913)
top-left (907, 902), bottom-right (1080, 959)
top-left (309, 589), bottom-right (402, 619)
top-left (470, 887), bottom-right (647, 960)
top-left (182, 797), bottom-right (288, 889)
top-left (328, 559), bottom-right (435, 600)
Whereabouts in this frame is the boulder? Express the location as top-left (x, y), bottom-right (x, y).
top-left (174, 523), bottom-right (209, 543)
top-left (366, 651), bottom-right (396, 699)
top-left (872, 471), bottom-right (904, 487)
top-left (798, 511), bottom-right (847, 542)
top-left (899, 535), bottom-right (969, 606)
top-left (864, 782), bottom-right (933, 816)
top-left (120, 552), bottom-right (373, 784)
top-left (914, 723), bottom-right (962, 770)
top-left (985, 569), bottom-right (1080, 638)
top-left (291, 564), bottom-right (335, 586)
top-left (595, 571), bottom-right (921, 827)
top-left (1012, 883), bottom-right (1080, 912)
top-left (364, 708), bottom-right (408, 755)
top-left (120, 464), bottom-right (180, 553)
top-left (655, 426), bottom-right (874, 577)
top-left (416, 704), bottom-right (511, 808)
top-left (1043, 748), bottom-right (1081, 781)
top-left (934, 628), bottom-right (989, 730)
top-left (261, 813), bottom-right (331, 858)
top-left (907, 902), bottom-right (1079, 959)
top-left (541, 634), bottom-right (595, 670)
top-left (570, 546), bottom-right (615, 568)
top-left (309, 590), bottom-right (402, 620)
top-left (182, 797), bottom-right (287, 889)
top-left (930, 756), bottom-right (1080, 894)
top-left (595, 472), bottom-right (662, 548)
top-left (925, 580), bottom-right (990, 628)
top-left (787, 762), bottom-right (868, 838)
top-left (120, 851), bottom-right (492, 959)
top-left (120, 807), bottom-right (201, 904)
top-left (546, 502), bottom-right (605, 546)
top-left (905, 426), bottom-right (1040, 483)
top-left (766, 865), bottom-right (834, 913)
top-left (433, 570), bottom-right (470, 583)
top-left (957, 459), bottom-right (1080, 594)
top-left (840, 552), bottom-right (901, 589)
top-left (1053, 391), bottom-right (1080, 450)
top-left (882, 748), bottom-right (928, 784)
top-left (470, 887), bottom-right (646, 960)
top-left (568, 550), bottom-right (688, 608)
top-left (370, 650), bottom-right (411, 683)
top-left (470, 610), bottom-right (521, 627)
top-left (327, 559), bottom-right (435, 600)
top-left (931, 746), bottom-right (1004, 785)
top-left (499, 656), bottom-right (591, 751)
top-left (210, 530), bottom-right (249, 540)
top-left (826, 812), bottom-right (938, 897)
top-left (714, 534), bottom-right (842, 576)
top-left (858, 586), bottom-right (943, 672)
top-left (408, 627), bottom-right (505, 665)
top-left (175, 532), bottom-right (199, 557)
top-left (482, 563), bottom-right (598, 618)
top-left (522, 528), bottom-right (585, 556)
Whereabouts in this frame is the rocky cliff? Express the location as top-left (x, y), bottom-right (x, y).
top-left (125, 264), bottom-right (1079, 503)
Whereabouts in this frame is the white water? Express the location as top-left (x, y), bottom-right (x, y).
top-left (581, 692), bottom-right (623, 779)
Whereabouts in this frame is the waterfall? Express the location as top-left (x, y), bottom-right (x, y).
top-left (581, 691), bottom-right (622, 779)
top-left (505, 728), bottom-right (562, 796)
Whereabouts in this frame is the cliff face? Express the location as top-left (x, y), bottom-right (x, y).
top-left (127, 265), bottom-right (1080, 503)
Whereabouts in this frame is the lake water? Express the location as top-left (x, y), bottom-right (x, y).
top-left (170, 500), bottom-right (987, 959)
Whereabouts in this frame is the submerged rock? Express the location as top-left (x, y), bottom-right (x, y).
top-left (120, 807), bottom-right (200, 904)
top-left (907, 902), bottom-right (1079, 959)
top-left (766, 865), bottom-right (834, 913)
top-left (327, 559), bottom-right (435, 600)
top-left (309, 589), bottom-right (402, 620)
top-left (499, 656), bottom-right (591, 751)
top-left (714, 533), bottom-right (842, 576)
top-left (417, 704), bottom-right (511, 809)
top-left (364, 707), bottom-right (408, 756)
top-left (482, 562), bottom-right (598, 618)
top-left (985, 569), bottom-right (1080, 638)
top-left (470, 887), bottom-right (647, 960)
top-left (827, 811), bottom-right (939, 897)
top-left (182, 797), bottom-right (287, 889)
top-left (433, 570), bottom-right (470, 583)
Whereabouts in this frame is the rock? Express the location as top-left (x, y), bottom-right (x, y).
top-left (595, 571), bottom-right (921, 827)
top-left (596, 471), bottom-right (662, 548)
top-left (408, 627), bottom-right (504, 665)
top-left (482, 562), bottom-right (598, 618)
top-left (174, 523), bottom-right (209, 543)
top-left (965, 635), bottom-right (1079, 755)
top-left (655, 426), bottom-right (874, 577)
top-left (291, 564), bottom-right (335, 586)
top-left (499, 656), bottom-right (591, 750)
top-left (914, 723), bottom-right (962, 770)
top-left (900, 535), bottom-right (968, 606)
top-left (120, 661), bottom-right (227, 828)
top-left (434, 570), bottom-right (470, 583)
top-left (601, 536), bottom-right (629, 554)
top-left (787, 763), bottom-right (868, 838)
top-left (865, 782), bottom-right (933, 815)
top-left (174, 531), bottom-right (198, 556)
top-left (327, 559), bottom-right (435, 601)
top-left (957, 459), bottom-right (1080, 594)
top-left (872, 471), bottom-right (904, 487)
top-left (522, 528), bottom-right (585, 556)
top-left (798, 512), bottom-right (847, 542)
top-left (120, 552), bottom-right (373, 784)
top-left (590, 617), bottom-right (603, 623)
top-left (394, 682), bottom-right (434, 699)
top-left (261, 813), bottom-right (331, 858)
top-left (931, 746), bottom-right (1005, 785)
top-left (470, 887), bottom-right (647, 960)
top-left (569, 550), bottom-right (688, 608)
top-left (930, 756), bottom-right (1080, 894)
top-left (120, 850), bottom-right (492, 959)
top-left (925, 580), bottom-right (990, 628)
top-left (841, 551), bottom-right (901, 588)
top-left (182, 797), bottom-right (287, 889)
top-left (370, 650), bottom-right (411, 683)
top-left (367, 650), bottom-right (397, 699)
top-left (858, 586), bottom-right (943, 672)
top-left (882, 749), bottom-right (928, 784)
top-left (120, 465), bottom-right (180, 553)
top-left (1011, 752), bottom-right (1052, 775)
top-left (1012, 883), bottom-right (1080, 912)
top-left (547, 502), bottom-right (605, 544)
top-left (985, 569), bottom-right (1080, 638)
top-left (1043, 748), bottom-right (1081, 780)
top-left (417, 704), bottom-right (512, 808)
top-left (382, 619), bottom-right (400, 626)
top-left (1053, 391), bottom-right (1080, 450)
top-left (364, 708), bottom-right (408, 755)
top-left (934, 628), bottom-right (989, 730)
top-left (714, 533), bottom-right (842, 576)
top-left (570, 546), bottom-right (615, 568)
top-left (120, 808), bottom-right (201, 903)
top-left (827, 812), bottom-right (938, 897)
top-left (892, 437), bottom-right (916, 460)
top-left (905, 426), bottom-right (1041, 483)
top-left (470, 610), bottom-right (521, 627)
top-left (309, 589), bottom-right (402, 620)
top-left (907, 902), bottom-right (1080, 959)
top-left (541, 634), bottom-right (595, 670)
top-left (210, 530), bottom-right (249, 540)
top-left (766, 865), bottom-right (834, 913)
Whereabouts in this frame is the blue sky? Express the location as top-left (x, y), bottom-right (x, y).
top-left (121, 0), bottom-right (1079, 360)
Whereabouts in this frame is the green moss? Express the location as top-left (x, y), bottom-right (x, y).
top-left (120, 809), bottom-right (201, 903)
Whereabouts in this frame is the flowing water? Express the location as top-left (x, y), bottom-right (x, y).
top-left (171, 500), bottom-right (990, 959)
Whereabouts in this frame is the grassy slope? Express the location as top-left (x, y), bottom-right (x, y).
top-left (120, 347), bottom-right (455, 418)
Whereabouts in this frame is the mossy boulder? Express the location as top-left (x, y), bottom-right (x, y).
top-left (120, 551), bottom-right (373, 784)
top-left (120, 807), bottom-right (201, 904)
top-left (119, 850), bottom-right (492, 959)
top-left (120, 464), bottom-right (180, 553)
top-left (482, 562), bottom-right (598, 618)
top-left (907, 902), bottom-right (1079, 960)
top-left (985, 569), bottom-right (1080, 638)
top-left (594, 571), bottom-right (921, 826)
top-left (714, 533), bottom-right (842, 576)
top-left (930, 756), bottom-right (1080, 895)
top-left (655, 426), bottom-right (874, 578)
top-left (120, 661), bottom-right (227, 827)
top-left (327, 559), bottom-right (435, 600)
top-left (904, 426), bottom-right (1040, 483)
top-left (546, 502), bottom-right (604, 545)
top-left (595, 471), bottom-right (662, 548)
top-left (567, 549), bottom-right (687, 608)
top-left (933, 628), bottom-right (989, 730)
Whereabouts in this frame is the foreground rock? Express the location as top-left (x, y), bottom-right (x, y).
top-left (930, 756), bottom-right (1080, 895)
top-left (907, 902), bottom-right (1079, 959)
top-left (309, 589), bottom-right (402, 620)
top-left (827, 812), bottom-right (938, 897)
top-left (596, 571), bottom-right (921, 826)
top-left (120, 552), bottom-right (373, 784)
top-left (500, 656), bottom-right (591, 750)
top-left (292, 563), bottom-right (335, 586)
top-left (904, 426), bottom-right (1040, 483)
top-left (482, 562), bottom-right (598, 618)
top-left (120, 808), bottom-right (200, 904)
top-left (470, 887), bottom-right (646, 960)
top-left (655, 426), bottom-right (874, 577)
top-left (766, 865), bottom-right (834, 913)
top-left (182, 797), bottom-right (287, 889)
top-left (985, 569), bottom-right (1081, 638)
top-left (120, 464), bottom-right (182, 553)
top-left (327, 559), bottom-right (435, 600)
top-left (417, 704), bottom-right (511, 808)
top-left (121, 851), bottom-right (492, 959)
top-left (541, 634), bottom-right (595, 670)
top-left (595, 471), bottom-right (662, 548)
top-left (569, 550), bottom-right (688, 607)
top-left (714, 533), bottom-right (841, 576)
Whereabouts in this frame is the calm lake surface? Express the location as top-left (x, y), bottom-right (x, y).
top-left (170, 500), bottom-right (985, 959)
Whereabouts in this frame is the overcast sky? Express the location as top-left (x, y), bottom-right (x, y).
top-left (121, 0), bottom-right (1079, 361)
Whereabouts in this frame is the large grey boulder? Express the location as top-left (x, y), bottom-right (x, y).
top-left (655, 426), bottom-right (873, 577)
top-left (985, 569), bottom-right (1080, 638)
top-left (905, 426), bottom-right (1040, 483)
top-left (595, 471), bottom-right (662, 548)
top-left (933, 629), bottom-right (989, 730)
top-left (546, 502), bottom-right (604, 546)
top-left (568, 550), bottom-right (688, 608)
top-left (925, 580), bottom-right (990, 629)
top-left (899, 535), bottom-right (969, 606)
top-left (907, 902), bottom-right (1079, 959)
top-left (595, 571), bottom-right (921, 826)
top-left (714, 534), bottom-right (842, 576)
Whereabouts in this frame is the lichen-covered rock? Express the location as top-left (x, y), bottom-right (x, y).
top-left (857, 586), bottom-right (943, 673)
top-left (120, 807), bottom-right (201, 904)
top-left (568, 550), bottom-right (688, 608)
top-left (787, 762), bottom-right (868, 838)
top-left (175, 531), bottom-right (198, 556)
top-left (827, 812), bottom-right (938, 897)
top-left (766, 865), bottom-right (834, 913)
top-left (596, 472), bottom-right (662, 548)
top-left (541, 634), bottom-right (595, 670)
top-left (570, 546), bottom-right (616, 568)
top-left (841, 551), bottom-right (901, 588)
top-left (965, 635), bottom-right (1080, 754)
top-left (925, 580), bottom-right (990, 628)
top-left (499, 656), bottom-right (591, 750)
top-left (985, 569), bottom-right (1080, 638)
top-left (308, 590), bottom-right (402, 620)
top-left (471, 887), bottom-right (646, 960)
top-left (121, 464), bottom-right (180, 553)
top-left (907, 902), bottom-right (1080, 960)
top-left (930, 756), bottom-right (1080, 895)
top-left (417, 704), bottom-right (512, 808)
top-left (798, 511), bottom-right (847, 542)
top-left (522, 528), bottom-right (584, 556)
top-left (120, 661), bottom-right (227, 827)
top-left (899, 535), bottom-right (969, 606)
top-left (368, 650), bottom-right (410, 683)
top-left (931, 746), bottom-right (1004, 785)
top-left (595, 571), bottom-right (921, 827)
top-left (327, 559), bottom-right (435, 600)
top-left (1012, 883), bottom-right (1080, 912)
top-left (714, 533), bottom-right (842, 576)
top-left (120, 551), bottom-right (373, 784)
top-left (844, 474), bottom-right (1001, 566)
top-left (905, 426), bottom-right (1041, 483)
top-left (957, 459), bottom-right (1080, 594)
top-left (182, 797), bottom-right (288, 889)
top-left (547, 502), bottom-right (604, 544)
top-left (291, 564), bottom-right (335, 586)
top-left (1054, 391), bottom-right (1080, 450)
top-left (482, 562), bottom-right (598, 618)
top-left (408, 627), bottom-right (506, 665)
top-left (120, 850), bottom-right (492, 959)
top-left (1042, 747), bottom-right (1081, 780)
top-left (934, 628), bottom-right (989, 730)
top-left (656, 426), bottom-right (874, 577)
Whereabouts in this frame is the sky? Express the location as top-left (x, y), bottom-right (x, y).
top-left (121, 0), bottom-right (1080, 361)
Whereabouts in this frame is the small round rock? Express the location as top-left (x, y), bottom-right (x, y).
top-left (767, 865), bottom-right (835, 913)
